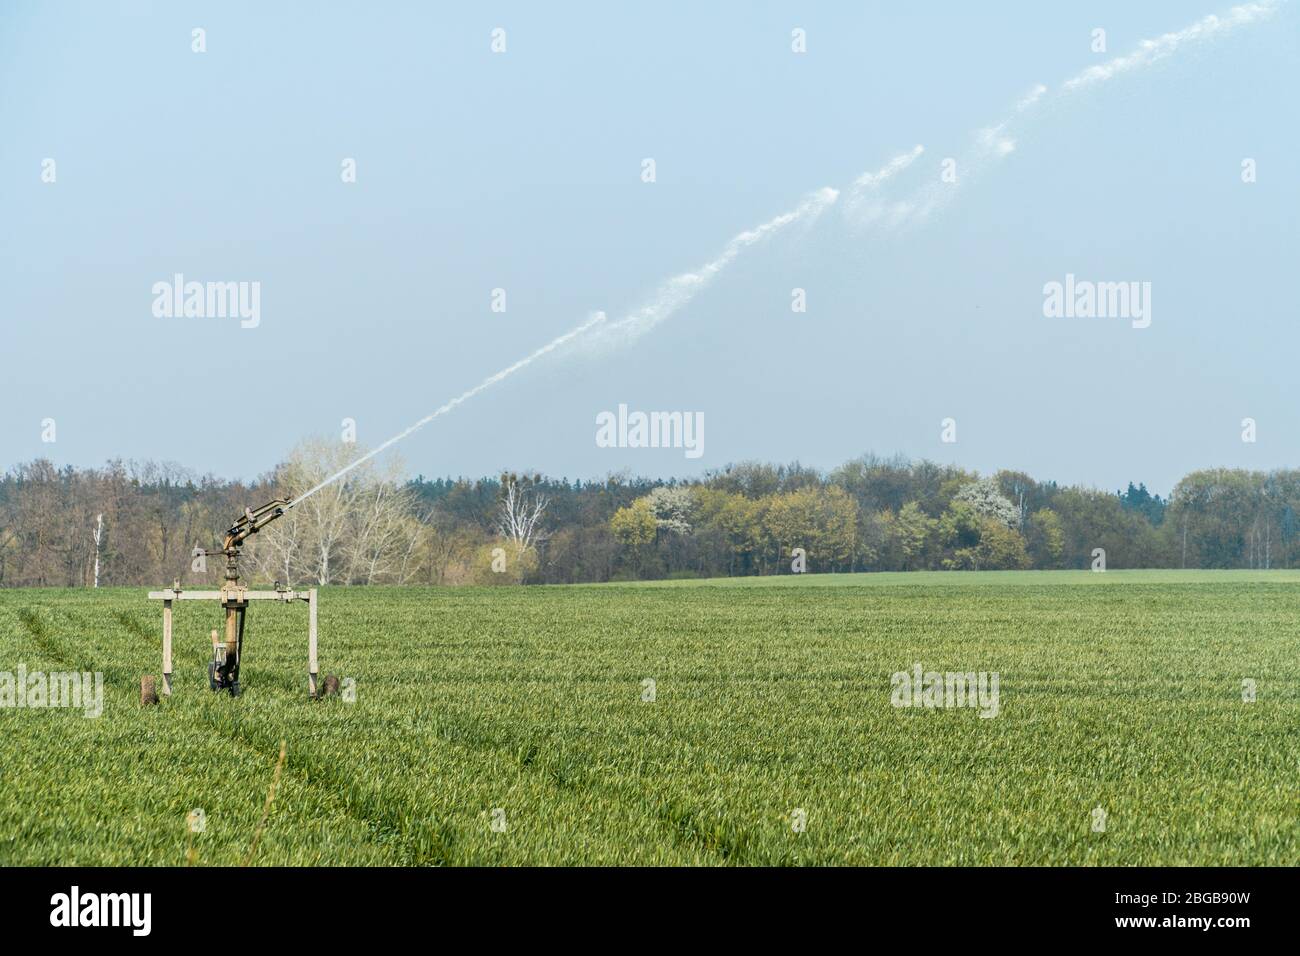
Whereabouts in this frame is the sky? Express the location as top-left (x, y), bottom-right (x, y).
top-left (1, 1), bottom-right (1296, 496)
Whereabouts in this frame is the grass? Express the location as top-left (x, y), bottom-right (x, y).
top-left (0, 570), bottom-right (1296, 865)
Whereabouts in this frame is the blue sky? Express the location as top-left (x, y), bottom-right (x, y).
top-left (2, 1), bottom-right (1296, 494)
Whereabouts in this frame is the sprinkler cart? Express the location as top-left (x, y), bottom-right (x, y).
top-left (143, 498), bottom-right (328, 701)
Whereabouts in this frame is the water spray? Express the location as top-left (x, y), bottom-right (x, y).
top-left (594, 186), bottom-right (839, 349)
top-left (849, 0), bottom-right (1282, 232)
top-left (292, 183), bottom-right (842, 509)
top-left (291, 184), bottom-right (838, 507)
top-left (293, 310), bottom-right (609, 507)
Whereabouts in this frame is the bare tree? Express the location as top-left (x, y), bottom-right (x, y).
top-left (389, 513), bottom-right (427, 585)
top-left (249, 502), bottom-right (303, 585)
top-left (497, 473), bottom-right (549, 553)
top-left (423, 510), bottom-right (475, 584)
top-left (248, 438), bottom-right (416, 586)
top-left (92, 513), bottom-right (104, 587)
top-left (344, 480), bottom-right (421, 584)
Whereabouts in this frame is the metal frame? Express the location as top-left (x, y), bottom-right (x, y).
top-left (148, 585), bottom-right (318, 697)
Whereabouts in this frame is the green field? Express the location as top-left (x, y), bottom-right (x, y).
top-left (1, 570), bottom-right (1296, 866)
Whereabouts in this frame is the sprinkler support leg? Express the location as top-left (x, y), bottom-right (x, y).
top-left (162, 598), bottom-right (173, 696)
top-left (215, 591), bottom-right (248, 694)
top-left (308, 588), bottom-right (319, 698)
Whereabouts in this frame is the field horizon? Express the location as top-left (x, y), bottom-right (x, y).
top-left (602, 567), bottom-right (1300, 587)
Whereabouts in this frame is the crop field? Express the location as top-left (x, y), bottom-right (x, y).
top-left (1, 570), bottom-right (1297, 866)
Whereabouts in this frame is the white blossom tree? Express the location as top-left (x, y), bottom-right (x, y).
top-left (644, 486), bottom-right (694, 534)
top-left (954, 478), bottom-right (1020, 529)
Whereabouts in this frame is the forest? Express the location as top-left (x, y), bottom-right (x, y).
top-left (0, 443), bottom-right (1292, 588)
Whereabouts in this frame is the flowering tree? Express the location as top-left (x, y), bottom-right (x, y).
top-left (644, 486), bottom-right (695, 534)
top-left (954, 478), bottom-right (1020, 529)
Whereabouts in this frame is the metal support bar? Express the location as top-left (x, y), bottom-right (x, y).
top-left (162, 599), bottom-right (173, 696)
top-left (148, 589), bottom-right (313, 601)
top-left (308, 588), bottom-right (319, 698)
top-left (147, 588), bottom-right (317, 697)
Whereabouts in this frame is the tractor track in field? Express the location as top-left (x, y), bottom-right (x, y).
top-left (425, 704), bottom-right (765, 864)
top-left (109, 614), bottom-right (460, 865)
top-left (207, 695), bottom-right (761, 865)
top-left (14, 605), bottom-right (139, 689)
top-left (189, 709), bottom-right (460, 866)
top-left (15, 607), bottom-right (72, 664)
top-left (142, 627), bottom-right (461, 863)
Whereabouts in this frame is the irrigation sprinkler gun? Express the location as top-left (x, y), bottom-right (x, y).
top-left (144, 497), bottom-right (335, 702)
top-left (208, 498), bottom-right (290, 695)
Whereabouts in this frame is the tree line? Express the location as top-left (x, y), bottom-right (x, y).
top-left (1, 446), bottom-right (1296, 588)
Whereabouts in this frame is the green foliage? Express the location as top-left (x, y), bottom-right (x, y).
top-left (883, 502), bottom-right (936, 571)
top-left (609, 499), bottom-right (657, 550)
top-left (762, 486), bottom-right (857, 572)
top-left (975, 518), bottom-right (1031, 570)
top-left (1119, 482), bottom-right (1166, 526)
top-left (1027, 508), bottom-right (1065, 569)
